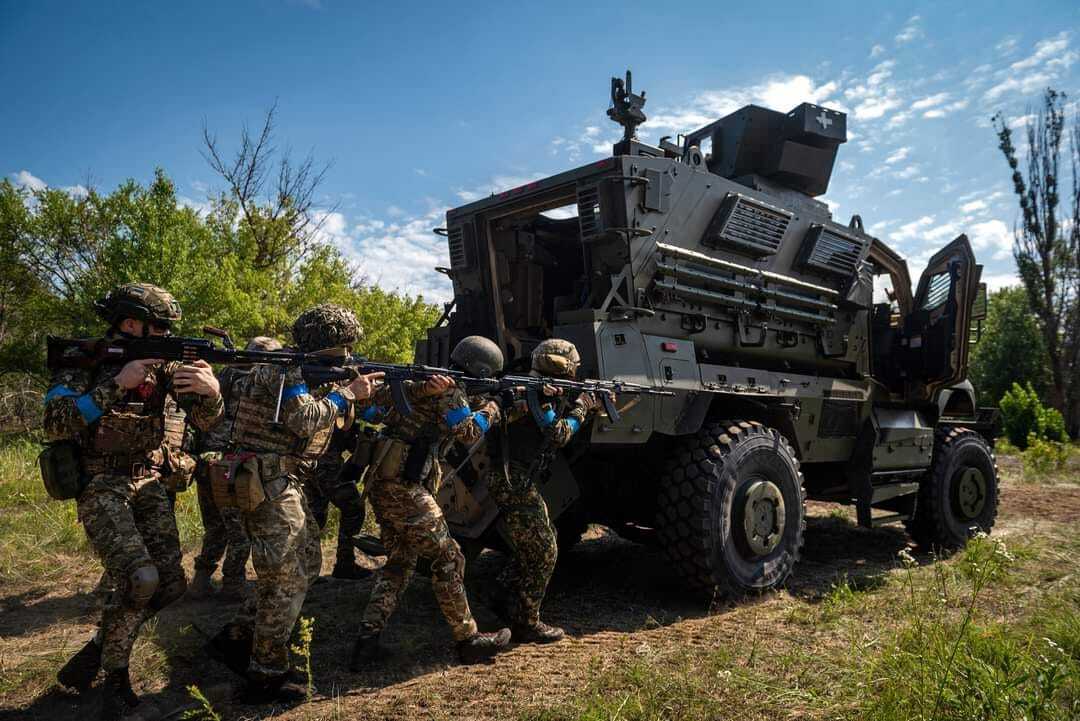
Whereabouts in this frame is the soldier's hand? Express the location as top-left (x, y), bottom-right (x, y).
top-left (574, 392), bottom-right (601, 413)
top-left (115, 358), bottom-right (163, 390)
top-left (349, 372), bottom-right (384, 401)
top-left (541, 384), bottom-right (562, 397)
top-left (420, 374), bottom-right (455, 397)
top-left (479, 399), bottom-right (500, 418)
top-left (173, 360), bottom-right (221, 397)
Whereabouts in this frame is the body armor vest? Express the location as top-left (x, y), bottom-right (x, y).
top-left (229, 365), bottom-right (334, 458)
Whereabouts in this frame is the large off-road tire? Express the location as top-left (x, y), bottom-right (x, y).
top-left (656, 420), bottom-right (806, 595)
top-left (905, 426), bottom-right (999, 548)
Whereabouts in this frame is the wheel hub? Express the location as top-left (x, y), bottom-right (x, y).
top-left (953, 466), bottom-right (987, 520)
top-left (740, 480), bottom-right (786, 556)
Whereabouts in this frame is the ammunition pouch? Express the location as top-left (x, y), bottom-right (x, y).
top-left (159, 445), bottom-right (197, 494)
top-left (402, 440), bottom-right (435, 483)
top-left (90, 412), bottom-right (165, 455)
top-left (208, 453), bottom-right (266, 512)
top-left (370, 439), bottom-right (407, 481)
top-left (38, 441), bottom-right (85, 500)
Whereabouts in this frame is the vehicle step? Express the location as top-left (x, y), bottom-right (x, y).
top-left (871, 513), bottom-right (911, 528)
top-left (870, 481), bottom-right (921, 504)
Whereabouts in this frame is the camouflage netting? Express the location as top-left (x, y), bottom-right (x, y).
top-left (531, 338), bottom-right (580, 378)
top-left (291, 304), bottom-right (363, 353)
top-left (94, 283), bottom-right (183, 325)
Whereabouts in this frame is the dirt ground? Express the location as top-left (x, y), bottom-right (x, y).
top-left (1, 464), bottom-right (1077, 721)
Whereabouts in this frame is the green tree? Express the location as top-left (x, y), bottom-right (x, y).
top-left (993, 89), bottom-right (1080, 436)
top-left (969, 286), bottom-right (1051, 405)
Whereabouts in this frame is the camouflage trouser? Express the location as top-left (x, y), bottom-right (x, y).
top-left (232, 480), bottom-right (321, 680)
top-left (359, 477), bottom-right (477, 641)
top-left (77, 473), bottom-right (186, 672)
top-left (194, 473), bottom-right (251, 580)
top-left (303, 461), bottom-right (366, 562)
top-left (487, 463), bottom-right (558, 627)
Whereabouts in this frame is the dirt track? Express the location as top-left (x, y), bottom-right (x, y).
top-left (2, 473), bottom-right (1077, 721)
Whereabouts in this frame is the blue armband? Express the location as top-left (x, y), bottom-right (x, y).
top-left (326, 391), bottom-right (349, 412)
top-left (539, 408), bottom-right (557, 428)
top-left (75, 394), bottom-right (104, 424)
top-left (360, 405), bottom-right (384, 422)
top-left (472, 411), bottom-right (491, 434)
top-left (565, 417), bottom-right (581, 435)
top-left (44, 385), bottom-right (80, 403)
top-left (444, 405), bottom-right (471, 427)
top-left (281, 383), bottom-right (309, 401)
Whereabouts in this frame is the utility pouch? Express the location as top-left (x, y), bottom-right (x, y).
top-left (92, 413), bottom-right (165, 454)
top-left (371, 439), bottom-right (406, 481)
top-left (159, 445), bottom-right (197, 494)
top-left (208, 452), bottom-right (265, 512)
top-left (402, 441), bottom-right (434, 483)
top-left (38, 441), bottom-right (85, 500)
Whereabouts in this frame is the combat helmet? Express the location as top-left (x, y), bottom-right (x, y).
top-left (531, 338), bottom-right (581, 379)
top-left (450, 336), bottom-right (504, 378)
top-left (94, 283), bottom-right (182, 327)
top-left (245, 336), bottom-right (283, 353)
top-left (292, 304), bottom-right (363, 353)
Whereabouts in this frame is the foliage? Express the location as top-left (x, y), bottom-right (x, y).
top-left (969, 286), bottom-right (1051, 405)
top-left (0, 169), bottom-right (438, 400)
top-left (1022, 434), bottom-right (1071, 476)
top-left (1000, 382), bottom-right (1067, 449)
top-left (993, 88), bottom-right (1080, 436)
top-left (290, 615), bottom-right (316, 702)
top-left (181, 685), bottom-right (222, 721)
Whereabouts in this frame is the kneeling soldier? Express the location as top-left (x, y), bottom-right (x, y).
top-left (350, 336), bottom-right (510, 668)
top-left (205, 305), bottom-right (380, 703)
top-left (48, 284), bottom-right (223, 721)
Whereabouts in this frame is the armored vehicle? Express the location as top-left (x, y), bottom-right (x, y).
top-left (417, 71), bottom-right (999, 595)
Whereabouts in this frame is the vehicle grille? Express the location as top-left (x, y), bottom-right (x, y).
top-left (799, 224), bottom-right (866, 277)
top-left (577, 184), bottom-right (602, 241)
top-left (702, 193), bottom-right (792, 256)
top-left (448, 226), bottom-right (468, 269)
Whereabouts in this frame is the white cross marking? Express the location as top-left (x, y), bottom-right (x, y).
top-left (816, 111), bottom-right (833, 129)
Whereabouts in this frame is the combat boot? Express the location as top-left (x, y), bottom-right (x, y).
top-left (187, 568), bottom-right (215, 599)
top-left (56, 638), bottom-right (102, 690)
top-left (455, 628), bottom-right (511, 665)
top-left (511, 621), bottom-right (566, 644)
top-left (241, 673), bottom-right (309, 704)
top-left (99, 667), bottom-right (139, 721)
top-left (331, 559), bottom-right (373, 580)
top-left (349, 632), bottom-right (383, 671)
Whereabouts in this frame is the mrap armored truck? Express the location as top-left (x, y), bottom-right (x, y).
top-left (416, 71), bottom-right (998, 595)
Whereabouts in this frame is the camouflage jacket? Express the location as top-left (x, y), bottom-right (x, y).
top-left (489, 391), bottom-right (595, 468)
top-left (190, 365), bottom-right (247, 455)
top-left (44, 340), bottom-right (224, 457)
top-left (360, 380), bottom-right (499, 447)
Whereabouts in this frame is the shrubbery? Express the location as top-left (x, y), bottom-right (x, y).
top-left (999, 382), bottom-right (1067, 449)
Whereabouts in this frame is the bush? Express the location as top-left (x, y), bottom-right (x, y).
top-left (1022, 434), bottom-right (1070, 476)
top-left (999, 382), bottom-right (1067, 449)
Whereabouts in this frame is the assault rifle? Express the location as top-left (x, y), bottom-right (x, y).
top-left (46, 329), bottom-right (673, 424)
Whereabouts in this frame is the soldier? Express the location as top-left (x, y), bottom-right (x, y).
top-left (204, 305), bottom-right (381, 704)
top-left (188, 337), bottom-right (282, 600)
top-left (349, 336), bottom-right (510, 669)
top-left (47, 283), bottom-right (224, 721)
top-left (485, 338), bottom-right (603, 644)
top-left (303, 412), bottom-right (372, 580)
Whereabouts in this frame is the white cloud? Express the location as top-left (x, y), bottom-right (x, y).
top-left (870, 44), bottom-right (886, 58)
top-left (13, 170), bottom-right (46, 191)
top-left (923, 99), bottom-right (969, 118)
top-left (996, 37), bottom-right (1019, 56)
top-left (890, 215), bottom-right (935, 244)
top-left (985, 32), bottom-right (1076, 102)
top-left (885, 147), bottom-right (910, 164)
top-left (983, 272), bottom-right (1020, 292)
top-left (960, 199), bottom-right (987, 214)
top-left (912, 92), bottom-right (949, 111)
top-left (895, 16), bottom-right (923, 45)
top-left (894, 164), bottom-right (920, 179)
top-left (969, 218), bottom-right (1013, 260)
top-left (844, 60), bottom-right (902, 120)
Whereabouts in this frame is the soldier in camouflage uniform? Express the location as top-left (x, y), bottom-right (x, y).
top-left (303, 410), bottom-right (371, 580)
top-left (188, 338), bottom-right (282, 601)
top-left (485, 338), bottom-right (603, 644)
top-left (205, 305), bottom-right (381, 704)
top-left (47, 284), bottom-right (224, 721)
top-left (349, 336), bottom-right (510, 669)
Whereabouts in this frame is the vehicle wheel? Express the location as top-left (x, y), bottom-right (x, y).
top-left (656, 420), bottom-right (806, 595)
top-left (905, 426), bottom-right (999, 548)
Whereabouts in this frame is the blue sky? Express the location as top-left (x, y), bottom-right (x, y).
top-left (2, 0), bottom-right (1078, 301)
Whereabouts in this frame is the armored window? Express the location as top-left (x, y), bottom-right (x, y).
top-left (921, 272), bottom-right (952, 310)
top-left (701, 193), bottom-right (791, 257)
top-left (798, 224), bottom-right (866, 278)
top-left (447, 224), bottom-right (475, 270)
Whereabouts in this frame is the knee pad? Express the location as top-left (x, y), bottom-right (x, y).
top-left (150, 575), bottom-right (187, 610)
top-left (128, 565), bottom-right (160, 609)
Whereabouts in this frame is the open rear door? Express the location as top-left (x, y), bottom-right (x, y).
top-left (902, 235), bottom-right (981, 402)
